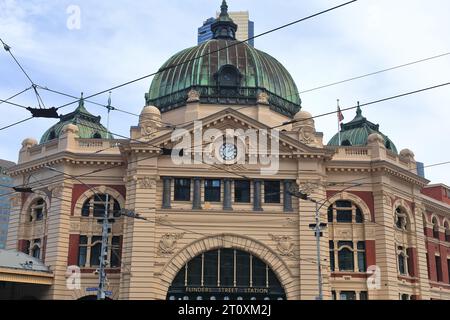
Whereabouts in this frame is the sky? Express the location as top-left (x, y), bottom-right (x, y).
top-left (0, 0), bottom-right (449, 184)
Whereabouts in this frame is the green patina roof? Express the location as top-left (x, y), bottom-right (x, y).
top-left (328, 106), bottom-right (398, 154)
top-left (40, 96), bottom-right (113, 144)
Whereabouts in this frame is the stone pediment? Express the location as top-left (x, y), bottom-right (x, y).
top-left (129, 108), bottom-right (330, 159)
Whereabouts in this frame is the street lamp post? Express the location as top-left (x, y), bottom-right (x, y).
top-left (289, 182), bottom-right (362, 300)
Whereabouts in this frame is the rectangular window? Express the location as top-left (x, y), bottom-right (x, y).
top-left (187, 255), bottom-right (202, 286)
top-left (220, 249), bottom-right (234, 287)
top-left (204, 251), bottom-right (218, 287)
top-left (110, 236), bottom-right (121, 268)
top-left (78, 236), bottom-right (88, 267)
top-left (338, 241), bottom-right (354, 271)
top-left (264, 181), bottom-right (280, 204)
top-left (336, 209), bottom-right (352, 223)
top-left (359, 291), bottom-right (368, 300)
top-left (357, 241), bottom-right (366, 272)
top-left (174, 178), bottom-right (191, 201)
top-left (90, 236), bottom-right (102, 267)
top-left (329, 241), bottom-right (335, 272)
top-left (234, 180), bottom-right (251, 203)
top-left (205, 179), bottom-right (221, 202)
top-left (436, 256), bottom-right (443, 282)
top-left (340, 291), bottom-right (356, 300)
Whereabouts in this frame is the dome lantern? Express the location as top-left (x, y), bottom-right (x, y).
top-left (211, 0), bottom-right (238, 41)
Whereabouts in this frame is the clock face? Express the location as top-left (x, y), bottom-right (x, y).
top-left (219, 143), bottom-right (237, 161)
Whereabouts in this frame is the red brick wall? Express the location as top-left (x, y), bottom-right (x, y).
top-left (70, 184), bottom-right (126, 216)
top-left (422, 186), bottom-right (450, 205)
top-left (67, 234), bottom-right (80, 266)
top-left (366, 240), bottom-right (376, 267)
top-left (407, 247), bottom-right (418, 277)
top-left (17, 239), bottom-right (29, 253)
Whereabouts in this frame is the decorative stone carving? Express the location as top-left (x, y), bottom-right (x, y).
top-left (158, 233), bottom-right (185, 255)
top-left (269, 234), bottom-right (294, 257)
top-left (299, 126), bottom-right (316, 144)
top-left (138, 177), bottom-right (156, 189)
top-left (187, 89), bottom-right (200, 102)
top-left (257, 91), bottom-right (270, 105)
top-left (50, 185), bottom-right (64, 197)
top-left (383, 193), bottom-right (393, 207)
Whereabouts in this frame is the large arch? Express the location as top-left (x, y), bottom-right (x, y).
top-left (157, 234), bottom-right (296, 300)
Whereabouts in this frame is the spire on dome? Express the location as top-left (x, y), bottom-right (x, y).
top-left (211, 0), bottom-right (238, 40)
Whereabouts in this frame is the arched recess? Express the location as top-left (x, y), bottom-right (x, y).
top-left (20, 192), bottom-right (51, 223)
top-left (157, 234), bottom-right (296, 300)
top-left (392, 199), bottom-right (415, 231)
top-left (73, 186), bottom-right (125, 217)
top-left (326, 191), bottom-right (372, 222)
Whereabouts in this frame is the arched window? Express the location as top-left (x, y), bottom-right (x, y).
top-left (29, 198), bottom-right (46, 222)
top-left (444, 221), bottom-right (450, 242)
top-left (330, 241), bottom-right (366, 273)
top-left (397, 246), bottom-right (408, 276)
top-left (81, 194), bottom-right (121, 218)
top-left (167, 249), bottom-right (286, 300)
top-left (30, 239), bottom-right (41, 259)
top-left (216, 65), bottom-right (241, 87)
top-left (92, 132), bottom-right (102, 139)
top-left (48, 130), bottom-right (56, 140)
top-left (338, 241), bottom-right (354, 271)
top-left (395, 207), bottom-right (408, 231)
top-left (432, 217), bottom-right (440, 239)
top-left (328, 200), bottom-right (364, 224)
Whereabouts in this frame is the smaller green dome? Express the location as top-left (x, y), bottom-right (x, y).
top-left (328, 105), bottom-right (398, 154)
top-left (40, 96), bottom-right (113, 144)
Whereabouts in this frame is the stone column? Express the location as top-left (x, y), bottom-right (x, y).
top-left (193, 178), bottom-right (202, 210)
top-left (223, 179), bottom-right (233, 211)
top-left (283, 180), bottom-right (293, 212)
top-left (253, 180), bottom-right (263, 212)
top-left (162, 177), bottom-right (172, 209)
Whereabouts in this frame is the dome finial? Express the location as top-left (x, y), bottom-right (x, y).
top-left (356, 101), bottom-right (362, 116)
top-left (211, 0), bottom-right (237, 40)
top-left (77, 92), bottom-right (85, 110)
top-left (220, 0), bottom-right (229, 16)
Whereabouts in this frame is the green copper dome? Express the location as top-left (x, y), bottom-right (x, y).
top-left (146, 1), bottom-right (301, 117)
top-left (328, 106), bottom-right (398, 154)
top-left (40, 96), bottom-right (113, 144)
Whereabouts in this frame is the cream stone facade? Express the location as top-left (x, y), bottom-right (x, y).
top-left (2, 1), bottom-right (450, 301)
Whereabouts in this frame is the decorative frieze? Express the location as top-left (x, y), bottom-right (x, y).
top-left (158, 233), bottom-right (185, 255)
top-left (269, 234), bottom-right (294, 257)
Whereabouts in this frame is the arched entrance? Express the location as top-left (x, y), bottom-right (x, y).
top-left (166, 249), bottom-right (286, 301)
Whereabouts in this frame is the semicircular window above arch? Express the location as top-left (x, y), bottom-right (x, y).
top-left (167, 249), bottom-right (286, 301)
top-left (81, 194), bottom-right (121, 218)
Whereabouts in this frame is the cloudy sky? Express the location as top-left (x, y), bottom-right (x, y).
top-left (1, 0), bottom-right (449, 184)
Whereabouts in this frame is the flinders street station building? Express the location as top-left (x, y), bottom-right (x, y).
top-left (1, 1), bottom-right (450, 301)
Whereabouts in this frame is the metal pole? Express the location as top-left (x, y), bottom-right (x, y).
top-left (314, 201), bottom-right (323, 300)
top-left (97, 193), bottom-right (109, 300)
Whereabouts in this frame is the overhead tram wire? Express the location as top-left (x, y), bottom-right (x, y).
top-left (297, 51), bottom-right (450, 95)
top-left (273, 81), bottom-right (450, 129)
top-left (54, 1), bottom-right (358, 112)
top-left (0, 117), bottom-right (34, 131)
top-left (0, 86), bottom-right (33, 107)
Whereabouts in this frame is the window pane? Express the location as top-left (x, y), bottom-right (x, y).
top-left (252, 257), bottom-right (266, 287)
top-left (205, 179), bottom-right (221, 202)
top-left (327, 206), bottom-right (333, 222)
top-left (264, 181), bottom-right (280, 204)
top-left (360, 291), bottom-right (368, 300)
top-left (172, 266), bottom-right (185, 287)
top-left (220, 249), bottom-right (234, 287)
top-left (90, 236), bottom-right (102, 267)
top-left (236, 251), bottom-right (250, 287)
top-left (335, 201), bottom-right (352, 208)
top-left (358, 252), bottom-right (366, 272)
top-left (113, 200), bottom-right (121, 218)
top-left (338, 248), bottom-right (354, 271)
top-left (187, 255), bottom-right (202, 286)
top-left (235, 180), bottom-right (250, 203)
top-left (336, 210), bottom-right (352, 223)
top-left (81, 200), bottom-right (90, 217)
top-left (340, 291), bottom-right (356, 300)
top-left (204, 251), bottom-right (218, 287)
top-left (110, 236), bottom-right (121, 268)
top-left (436, 256), bottom-right (443, 282)
top-left (174, 179), bottom-right (191, 201)
top-left (78, 236), bottom-right (88, 267)
top-left (398, 254), bottom-right (406, 275)
top-left (329, 241), bottom-right (335, 272)
top-left (355, 207), bottom-right (364, 223)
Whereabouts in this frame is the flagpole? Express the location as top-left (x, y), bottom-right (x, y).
top-left (337, 99), bottom-right (341, 146)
